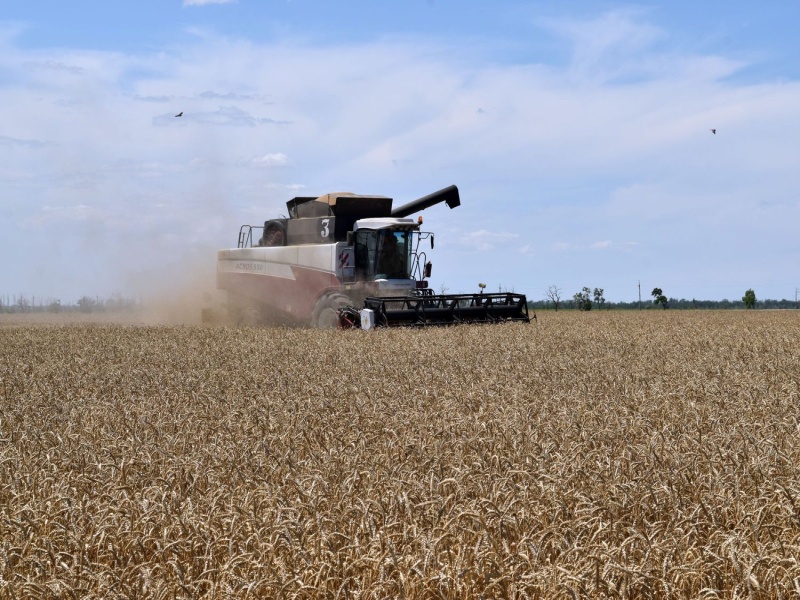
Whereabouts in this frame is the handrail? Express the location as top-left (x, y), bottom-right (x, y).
top-left (237, 225), bottom-right (264, 249)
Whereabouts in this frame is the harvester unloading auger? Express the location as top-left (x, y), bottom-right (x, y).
top-left (215, 185), bottom-right (532, 328)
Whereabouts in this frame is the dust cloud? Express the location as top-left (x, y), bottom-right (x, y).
top-left (121, 243), bottom-right (227, 326)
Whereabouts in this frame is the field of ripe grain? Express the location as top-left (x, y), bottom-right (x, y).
top-left (2, 311), bottom-right (800, 598)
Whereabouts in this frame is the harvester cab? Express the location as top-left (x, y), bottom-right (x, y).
top-left (216, 185), bottom-right (531, 328)
top-left (351, 219), bottom-right (431, 290)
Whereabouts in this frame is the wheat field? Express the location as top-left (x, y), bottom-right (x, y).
top-left (1, 311), bottom-right (799, 598)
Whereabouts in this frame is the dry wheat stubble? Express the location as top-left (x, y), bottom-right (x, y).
top-left (0, 311), bottom-right (799, 598)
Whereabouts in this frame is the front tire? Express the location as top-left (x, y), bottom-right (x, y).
top-left (312, 293), bottom-right (351, 329)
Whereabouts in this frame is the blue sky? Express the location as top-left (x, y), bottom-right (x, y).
top-left (2, 0), bottom-right (799, 306)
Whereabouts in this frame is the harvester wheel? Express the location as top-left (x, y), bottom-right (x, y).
top-left (312, 293), bottom-right (351, 329)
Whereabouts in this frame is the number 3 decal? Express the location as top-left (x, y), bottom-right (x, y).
top-left (321, 219), bottom-right (330, 238)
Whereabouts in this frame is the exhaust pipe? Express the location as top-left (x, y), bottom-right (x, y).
top-left (391, 185), bottom-right (461, 218)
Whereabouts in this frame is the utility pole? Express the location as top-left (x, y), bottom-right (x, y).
top-left (638, 281), bottom-right (642, 310)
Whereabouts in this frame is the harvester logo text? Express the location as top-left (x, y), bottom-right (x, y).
top-left (235, 261), bottom-right (265, 273)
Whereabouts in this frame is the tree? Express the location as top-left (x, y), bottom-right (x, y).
top-left (77, 296), bottom-right (98, 313)
top-left (743, 289), bottom-right (756, 309)
top-left (573, 287), bottom-right (592, 311)
top-left (593, 287), bottom-right (606, 310)
top-left (651, 287), bottom-right (668, 309)
top-left (15, 295), bottom-right (30, 313)
top-left (545, 285), bottom-right (563, 311)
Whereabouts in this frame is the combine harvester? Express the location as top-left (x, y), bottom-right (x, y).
top-left (215, 185), bottom-right (531, 328)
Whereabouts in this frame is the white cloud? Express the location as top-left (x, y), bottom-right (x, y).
top-left (264, 182), bottom-right (306, 193)
top-left (152, 106), bottom-right (287, 127)
top-left (23, 59), bottom-right (84, 75)
top-left (457, 229), bottom-right (519, 252)
top-left (0, 135), bottom-right (48, 149)
top-left (24, 204), bottom-right (96, 226)
top-left (252, 153), bottom-right (289, 167)
top-left (590, 240), bottom-right (639, 252)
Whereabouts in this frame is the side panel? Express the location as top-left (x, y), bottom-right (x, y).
top-left (286, 217), bottom-right (337, 245)
top-left (217, 244), bottom-right (344, 320)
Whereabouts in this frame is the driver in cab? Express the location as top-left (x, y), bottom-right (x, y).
top-left (378, 234), bottom-right (404, 279)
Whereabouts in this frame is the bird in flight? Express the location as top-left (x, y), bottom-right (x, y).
top-left (710, 128), bottom-right (716, 134)
top-left (175, 111), bottom-right (183, 117)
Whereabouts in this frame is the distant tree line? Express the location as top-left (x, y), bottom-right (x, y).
top-left (534, 285), bottom-right (799, 311)
top-left (0, 293), bottom-right (139, 314)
